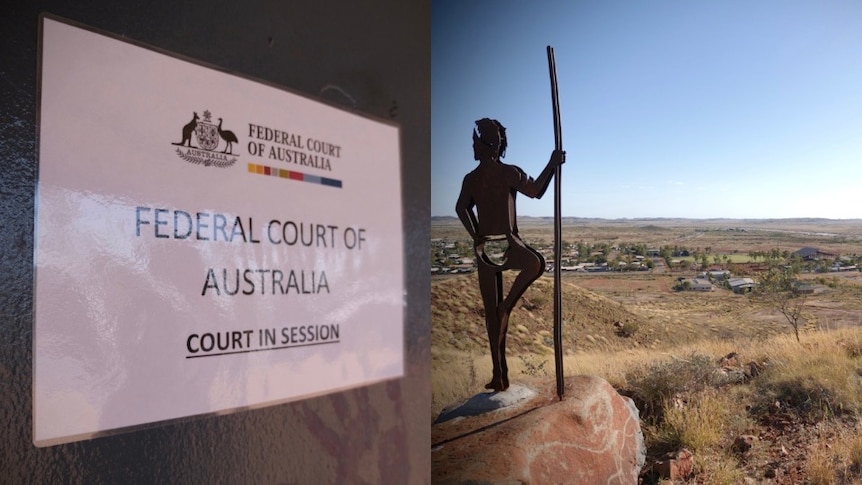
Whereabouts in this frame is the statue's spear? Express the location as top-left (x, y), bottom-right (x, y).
top-left (547, 45), bottom-right (564, 400)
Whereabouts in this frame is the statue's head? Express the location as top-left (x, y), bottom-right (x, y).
top-left (473, 118), bottom-right (507, 161)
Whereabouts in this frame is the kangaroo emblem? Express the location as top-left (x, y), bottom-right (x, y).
top-left (172, 112), bottom-right (199, 147)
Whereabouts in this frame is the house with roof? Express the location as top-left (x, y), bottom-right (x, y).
top-left (728, 277), bottom-right (756, 294)
top-left (701, 270), bottom-right (731, 281)
top-left (689, 278), bottom-right (714, 291)
top-left (793, 247), bottom-right (837, 261)
top-left (676, 277), bottom-right (713, 291)
top-left (792, 281), bottom-right (816, 294)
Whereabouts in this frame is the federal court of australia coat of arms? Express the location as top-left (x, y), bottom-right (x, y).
top-left (172, 109), bottom-right (238, 168)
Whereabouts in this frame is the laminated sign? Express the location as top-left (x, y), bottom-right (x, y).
top-left (33, 16), bottom-right (405, 446)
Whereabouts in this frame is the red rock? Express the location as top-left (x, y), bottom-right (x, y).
top-left (432, 375), bottom-right (645, 484)
top-left (653, 449), bottom-right (694, 480)
top-left (732, 435), bottom-right (758, 455)
top-left (719, 351), bottom-right (741, 368)
top-left (746, 361), bottom-right (764, 378)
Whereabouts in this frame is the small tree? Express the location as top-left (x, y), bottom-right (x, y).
top-left (756, 263), bottom-right (807, 342)
top-left (674, 279), bottom-right (692, 291)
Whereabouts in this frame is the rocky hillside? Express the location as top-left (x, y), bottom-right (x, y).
top-left (431, 274), bottom-right (658, 356)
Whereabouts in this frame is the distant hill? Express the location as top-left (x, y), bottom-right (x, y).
top-left (432, 216), bottom-right (862, 239)
top-left (432, 215), bottom-right (862, 224)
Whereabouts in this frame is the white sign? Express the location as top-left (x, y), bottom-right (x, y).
top-left (33, 17), bottom-right (404, 447)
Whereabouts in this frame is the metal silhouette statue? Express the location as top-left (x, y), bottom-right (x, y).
top-left (456, 118), bottom-right (565, 392)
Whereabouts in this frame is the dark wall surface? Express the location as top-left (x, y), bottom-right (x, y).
top-left (1, 1), bottom-right (430, 482)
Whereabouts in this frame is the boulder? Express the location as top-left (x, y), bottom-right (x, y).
top-left (432, 375), bottom-right (646, 484)
top-left (732, 435), bottom-right (758, 455)
top-left (652, 448), bottom-right (694, 481)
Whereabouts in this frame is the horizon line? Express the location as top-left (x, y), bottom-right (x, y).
top-left (431, 215), bottom-right (862, 221)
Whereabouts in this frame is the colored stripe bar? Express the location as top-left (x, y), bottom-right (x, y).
top-left (247, 163), bottom-right (342, 188)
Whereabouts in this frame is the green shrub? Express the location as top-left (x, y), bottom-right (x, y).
top-left (616, 321), bottom-right (639, 338)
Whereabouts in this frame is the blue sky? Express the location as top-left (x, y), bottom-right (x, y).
top-left (431, 1), bottom-right (862, 219)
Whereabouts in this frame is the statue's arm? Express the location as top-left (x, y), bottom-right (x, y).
top-left (456, 177), bottom-right (479, 242)
top-left (517, 150), bottom-right (565, 199)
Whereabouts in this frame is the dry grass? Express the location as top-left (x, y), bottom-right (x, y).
top-left (794, 428), bottom-right (862, 484)
top-left (433, 327), bottom-right (862, 419)
top-left (754, 353), bottom-right (862, 419)
top-left (433, 295), bottom-right (862, 482)
top-left (848, 434), bottom-right (862, 470)
top-left (660, 390), bottom-right (732, 452)
top-left (806, 443), bottom-right (837, 485)
top-left (696, 454), bottom-right (746, 485)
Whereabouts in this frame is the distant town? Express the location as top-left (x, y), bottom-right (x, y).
top-left (432, 236), bottom-right (861, 293)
